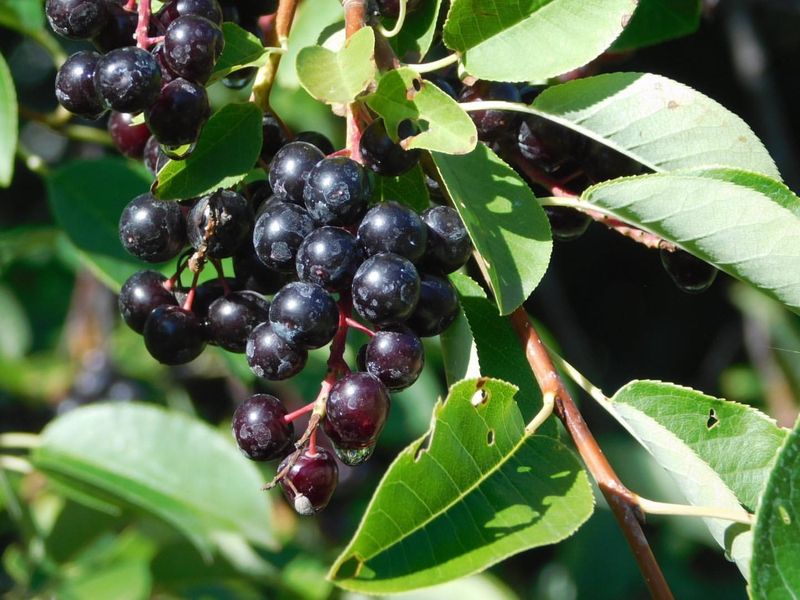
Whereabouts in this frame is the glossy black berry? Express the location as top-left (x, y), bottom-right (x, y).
top-left (406, 273), bottom-right (459, 337)
top-left (143, 305), bottom-right (207, 364)
top-left (295, 131), bottom-right (334, 156)
top-left (207, 291), bottom-right (270, 352)
top-left (324, 372), bottom-right (390, 465)
top-left (176, 277), bottom-right (241, 321)
top-left (163, 15), bottom-right (224, 84)
top-left (119, 192), bottom-right (187, 262)
top-left (260, 112), bottom-right (290, 164)
top-left (268, 141), bottom-right (324, 205)
top-left (421, 206), bottom-right (471, 274)
top-left (55, 51), bottom-right (106, 119)
top-left (92, 1), bottom-right (137, 52)
top-left (365, 329), bottom-right (424, 390)
top-left (246, 322), bottom-right (307, 380)
top-left (145, 78), bottom-right (210, 147)
top-left (352, 253), bottom-right (420, 326)
top-left (118, 270), bottom-right (178, 334)
top-left (517, 119), bottom-right (552, 164)
top-left (524, 117), bottom-right (590, 162)
top-left (303, 157), bottom-right (372, 226)
top-left (46, 0), bottom-right (108, 39)
top-left (95, 47), bottom-right (162, 113)
top-left (278, 448), bottom-right (338, 515)
top-left (295, 227), bottom-right (363, 292)
top-left (187, 190), bottom-right (253, 258)
top-left (143, 135), bottom-right (169, 174)
top-left (358, 201), bottom-right (427, 262)
top-left (359, 118), bottom-right (420, 177)
top-left (545, 206), bottom-right (591, 242)
top-left (660, 249), bottom-right (718, 294)
top-left (252, 201), bottom-right (315, 273)
top-left (108, 112), bottom-right (151, 159)
top-left (157, 0), bottom-right (223, 28)
top-left (151, 42), bottom-right (180, 84)
top-left (233, 243), bottom-right (290, 295)
top-left (269, 282), bottom-right (338, 349)
top-left (459, 82), bottom-right (521, 142)
top-left (232, 394), bottom-right (293, 461)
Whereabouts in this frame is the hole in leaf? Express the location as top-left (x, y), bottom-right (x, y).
top-left (471, 389), bottom-right (489, 407)
top-left (333, 555), bottom-right (365, 579)
top-left (779, 505), bottom-right (792, 525)
top-left (414, 433), bottom-right (431, 461)
top-left (706, 408), bottom-right (719, 430)
top-left (412, 77), bottom-right (422, 92)
top-left (487, 429), bottom-right (495, 446)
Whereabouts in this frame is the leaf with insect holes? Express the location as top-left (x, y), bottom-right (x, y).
top-left (580, 168), bottom-right (800, 314)
top-left (209, 22), bottom-right (274, 84)
top-left (366, 68), bottom-right (477, 155)
top-left (751, 416), bottom-right (800, 597)
top-left (442, 0), bottom-right (637, 82)
top-left (599, 379), bottom-right (787, 577)
top-left (432, 144), bottom-right (552, 315)
top-left (296, 26), bottom-right (376, 105)
top-left (329, 378), bottom-right (593, 593)
top-left (155, 103), bottom-right (263, 201)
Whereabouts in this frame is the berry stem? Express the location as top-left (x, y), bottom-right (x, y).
top-left (406, 53), bottom-right (459, 74)
top-left (209, 258), bottom-right (231, 295)
top-left (327, 296), bottom-right (354, 376)
top-left (308, 428), bottom-right (318, 456)
top-left (135, 0), bottom-right (163, 49)
top-left (283, 402), bottom-right (315, 424)
top-left (343, 0), bottom-right (368, 162)
top-left (250, 0), bottom-right (300, 111)
top-left (124, 0), bottom-right (137, 11)
top-left (376, 0), bottom-right (408, 38)
top-left (181, 269), bottom-right (202, 312)
top-left (344, 317), bottom-right (375, 337)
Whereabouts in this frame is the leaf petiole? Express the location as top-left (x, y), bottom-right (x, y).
top-left (637, 497), bottom-right (754, 526)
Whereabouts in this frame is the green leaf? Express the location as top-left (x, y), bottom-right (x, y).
top-left (579, 168), bottom-right (800, 313)
top-left (530, 73), bottom-right (779, 179)
top-left (442, 0), bottom-right (637, 82)
top-left (0, 0), bottom-right (44, 33)
top-left (445, 273), bottom-right (554, 435)
top-left (0, 53), bottom-right (17, 187)
top-left (32, 403), bottom-right (276, 556)
top-left (209, 22), bottom-right (272, 84)
top-left (46, 158), bottom-right (155, 291)
top-left (367, 68), bottom-right (477, 155)
top-left (432, 144), bottom-right (552, 314)
top-left (751, 416), bottom-right (800, 597)
top-left (155, 103), bottom-right (263, 200)
top-left (601, 380), bottom-right (787, 576)
top-left (389, 0), bottom-right (443, 61)
top-left (612, 0), bottom-right (701, 50)
top-left (296, 26), bottom-right (376, 105)
top-left (329, 378), bottom-right (593, 593)
top-left (374, 164), bottom-right (430, 212)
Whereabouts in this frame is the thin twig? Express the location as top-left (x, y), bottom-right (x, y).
top-left (250, 0), bottom-right (301, 111)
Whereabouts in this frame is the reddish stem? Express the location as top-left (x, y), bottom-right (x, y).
top-left (284, 402), bottom-right (315, 424)
top-left (308, 428), bottom-right (318, 456)
top-left (124, 0), bottom-right (137, 11)
top-left (326, 296), bottom-right (353, 376)
top-left (345, 317), bottom-right (375, 337)
top-left (181, 269), bottom-right (202, 312)
top-left (135, 0), bottom-right (164, 49)
top-left (210, 258), bottom-right (231, 295)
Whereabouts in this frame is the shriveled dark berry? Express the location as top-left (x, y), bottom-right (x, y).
top-left (359, 118), bottom-right (420, 177)
top-left (406, 273), bottom-right (459, 337)
top-left (352, 253), bottom-right (420, 326)
top-left (187, 190), bottom-right (253, 258)
top-left (246, 322), bottom-right (307, 380)
top-left (95, 47), bottom-right (162, 113)
top-left (207, 291), bottom-right (270, 352)
top-left (118, 270), bottom-right (178, 334)
top-left (55, 51), bottom-right (106, 119)
top-left (295, 226), bottom-right (363, 292)
top-left (365, 329), bottom-right (424, 390)
top-left (660, 249), bottom-right (718, 294)
top-left (252, 201), bottom-right (315, 273)
top-left (145, 78), bottom-right (210, 147)
top-left (163, 15), bottom-right (224, 84)
top-left (232, 394), bottom-right (293, 461)
top-left (46, 0), bottom-right (108, 40)
top-left (119, 192), bottom-right (187, 262)
top-left (421, 206), bottom-right (471, 274)
top-left (269, 141), bottom-right (324, 205)
top-left (269, 282), bottom-right (338, 349)
top-left (304, 157), bottom-right (372, 226)
top-left (278, 448), bottom-right (338, 515)
top-left (143, 305), bottom-right (206, 364)
top-left (108, 112), bottom-right (151, 159)
top-left (357, 201), bottom-right (427, 262)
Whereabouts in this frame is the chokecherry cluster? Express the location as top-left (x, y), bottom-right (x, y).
top-left (48, 0), bottom-right (240, 156)
top-left (114, 109), bottom-right (471, 514)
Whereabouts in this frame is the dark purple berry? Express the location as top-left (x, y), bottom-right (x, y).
top-left (303, 157), bottom-right (372, 226)
top-left (143, 305), bottom-right (206, 364)
top-left (118, 270), bottom-right (178, 334)
top-left (459, 82), bottom-right (521, 142)
top-left (269, 282), bottom-right (338, 349)
top-left (92, 1), bottom-right (137, 52)
top-left (295, 131), bottom-right (334, 155)
top-left (143, 135), bottom-right (169, 174)
top-left (46, 0), bottom-right (108, 39)
top-left (163, 15), bottom-right (224, 84)
top-left (119, 192), bottom-right (187, 262)
top-left (187, 190), bottom-right (253, 258)
top-left (207, 291), bottom-right (270, 352)
top-left (108, 112), bottom-right (151, 158)
top-left (421, 206), bottom-right (471, 274)
top-left (252, 201), bottom-right (315, 273)
top-left (545, 206), bottom-right (591, 242)
top-left (157, 0), bottom-right (223, 28)
top-left (517, 119), bottom-right (552, 164)
top-left (269, 141), bottom-right (324, 205)
top-left (145, 78), bottom-right (210, 147)
top-left (151, 42), bottom-right (180, 84)
top-left (352, 253), bottom-right (420, 326)
top-left (260, 112), bottom-right (290, 164)
top-left (365, 329), bottom-right (424, 390)
top-left (233, 243), bottom-right (290, 295)
top-left (175, 278), bottom-right (241, 321)
top-left (278, 448), bottom-right (338, 515)
top-left (324, 372), bottom-right (390, 465)
top-left (359, 118), bottom-right (420, 177)
top-left (660, 249), bottom-right (718, 294)
top-left (406, 273), bottom-right (459, 337)
top-left (232, 394), bottom-right (293, 460)
top-left (95, 47), bottom-right (162, 113)
top-left (357, 201), bottom-right (427, 262)
top-left (295, 227), bottom-right (363, 292)
top-left (55, 51), bottom-right (106, 119)
top-left (246, 322), bottom-right (307, 380)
